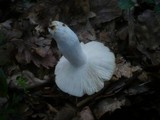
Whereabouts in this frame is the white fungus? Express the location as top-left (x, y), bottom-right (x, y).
top-left (48, 21), bottom-right (116, 97)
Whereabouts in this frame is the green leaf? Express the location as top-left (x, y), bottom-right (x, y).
top-left (118, 0), bottom-right (134, 10)
top-left (0, 68), bottom-right (8, 96)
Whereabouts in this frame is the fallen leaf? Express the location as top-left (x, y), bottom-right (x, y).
top-left (116, 26), bottom-right (128, 41)
top-left (54, 104), bottom-right (77, 120)
top-left (90, 0), bottom-right (122, 24)
top-left (27, 0), bottom-right (59, 28)
top-left (124, 83), bottom-right (149, 95)
top-left (0, 21), bottom-right (23, 40)
top-left (75, 22), bottom-right (96, 43)
top-left (0, 19), bottom-right (12, 29)
top-left (114, 55), bottom-right (142, 79)
top-left (13, 36), bottom-right (56, 68)
top-left (79, 106), bottom-right (94, 120)
top-left (93, 97), bottom-right (126, 119)
top-left (136, 10), bottom-right (160, 65)
top-left (7, 70), bottom-right (49, 89)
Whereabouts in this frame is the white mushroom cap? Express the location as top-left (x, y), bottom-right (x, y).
top-left (48, 21), bottom-right (116, 97)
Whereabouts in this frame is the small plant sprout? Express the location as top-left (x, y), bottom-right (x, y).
top-left (16, 75), bottom-right (28, 93)
top-left (48, 21), bottom-right (116, 97)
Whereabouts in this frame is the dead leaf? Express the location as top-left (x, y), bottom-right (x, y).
top-left (54, 104), bottom-right (77, 120)
top-left (114, 55), bottom-right (142, 79)
top-left (27, 0), bottom-right (59, 28)
top-left (74, 22), bottom-right (96, 43)
top-left (0, 21), bottom-right (23, 40)
top-left (93, 97), bottom-right (126, 119)
top-left (88, 11), bottom-right (96, 18)
top-left (33, 49), bottom-right (56, 69)
top-left (138, 72), bottom-right (148, 82)
top-left (116, 26), bottom-right (128, 41)
top-left (13, 36), bottom-right (56, 68)
top-left (35, 25), bottom-right (45, 34)
top-left (90, 0), bottom-right (122, 24)
top-left (124, 83), bottom-right (149, 95)
top-left (0, 19), bottom-right (13, 29)
top-left (7, 70), bottom-right (49, 89)
top-left (79, 106), bottom-right (94, 120)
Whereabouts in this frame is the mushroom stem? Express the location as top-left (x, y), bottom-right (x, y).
top-left (49, 21), bottom-right (87, 67)
top-left (57, 37), bottom-right (87, 67)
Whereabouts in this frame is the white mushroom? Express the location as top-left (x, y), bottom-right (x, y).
top-left (48, 21), bottom-right (116, 97)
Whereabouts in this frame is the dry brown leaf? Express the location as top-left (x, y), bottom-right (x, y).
top-left (93, 98), bottom-right (126, 119)
top-left (54, 104), bottom-right (77, 120)
top-left (13, 36), bottom-right (56, 68)
top-left (114, 55), bottom-right (142, 79)
top-left (34, 47), bottom-right (49, 57)
top-left (79, 106), bottom-right (94, 120)
top-left (124, 84), bottom-right (149, 95)
top-left (0, 19), bottom-right (12, 29)
top-left (27, 0), bottom-right (59, 29)
top-left (33, 49), bottom-right (56, 69)
top-left (74, 22), bottom-right (96, 43)
top-left (35, 25), bottom-right (45, 34)
top-left (0, 20), bottom-right (23, 40)
top-left (90, 0), bottom-right (122, 24)
top-left (116, 26), bottom-right (128, 41)
top-left (136, 10), bottom-right (160, 65)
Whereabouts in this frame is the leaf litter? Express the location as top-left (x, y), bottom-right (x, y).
top-left (0, 0), bottom-right (160, 120)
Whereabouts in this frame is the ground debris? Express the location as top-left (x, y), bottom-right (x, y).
top-left (0, 0), bottom-right (160, 120)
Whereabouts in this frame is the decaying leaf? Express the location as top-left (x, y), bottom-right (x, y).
top-left (136, 10), bottom-right (160, 65)
top-left (90, 0), bottom-right (122, 24)
top-left (13, 36), bottom-right (56, 68)
top-left (79, 106), bottom-right (94, 120)
top-left (124, 83), bottom-right (149, 95)
top-left (116, 26), bottom-right (128, 41)
top-left (54, 104), bottom-right (77, 120)
top-left (114, 55), bottom-right (142, 79)
top-left (0, 20), bottom-right (23, 40)
top-left (7, 70), bottom-right (49, 89)
top-left (75, 22), bottom-right (96, 43)
top-left (93, 97), bottom-right (126, 119)
top-left (0, 19), bottom-right (12, 29)
top-left (98, 25), bottom-right (116, 47)
top-left (27, 0), bottom-right (58, 28)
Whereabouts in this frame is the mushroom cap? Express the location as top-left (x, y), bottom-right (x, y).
top-left (55, 41), bottom-right (115, 97)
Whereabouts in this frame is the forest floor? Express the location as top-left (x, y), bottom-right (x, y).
top-left (0, 0), bottom-right (160, 120)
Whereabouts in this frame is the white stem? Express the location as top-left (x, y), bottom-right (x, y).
top-left (49, 21), bottom-right (87, 67)
top-left (50, 24), bottom-right (87, 67)
top-left (57, 38), bottom-right (87, 67)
